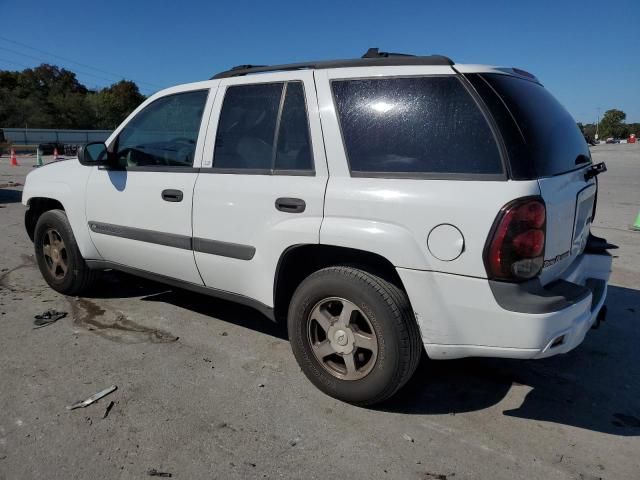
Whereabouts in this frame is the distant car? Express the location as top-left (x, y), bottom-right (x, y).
top-left (22, 49), bottom-right (613, 405)
top-left (605, 138), bottom-right (620, 144)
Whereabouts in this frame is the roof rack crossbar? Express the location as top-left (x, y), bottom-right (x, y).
top-left (211, 50), bottom-right (454, 79)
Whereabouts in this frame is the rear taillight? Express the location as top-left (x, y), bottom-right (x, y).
top-left (484, 197), bottom-right (546, 281)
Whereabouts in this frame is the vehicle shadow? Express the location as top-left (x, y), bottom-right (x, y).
top-left (87, 271), bottom-right (639, 436)
top-left (0, 188), bottom-right (23, 204)
top-left (380, 284), bottom-right (640, 437)
top-left (88, 270), bottom-right (286, 340)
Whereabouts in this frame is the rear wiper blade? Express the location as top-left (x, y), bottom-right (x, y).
top-left (584, 162), bottom-right (606, 180)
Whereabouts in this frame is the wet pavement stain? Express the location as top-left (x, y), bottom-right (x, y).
top-left (70, 298), bottom-right (179, 344)
top-left (0, 254), bottom-right (36, 293)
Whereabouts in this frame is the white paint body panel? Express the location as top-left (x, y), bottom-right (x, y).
top-left (21, 63), bottom-right (611, 362)
top-left (401, 252), bottom-right (611, 359)
top-left (314, 66), bottom-right (540, 276)
top-left (85, 169), bottom-right (203, 283)
top-left (22, 159), bottom-right (100, 259)
top-left (84, 82), bottom-right (218, 284)
top-left (192, 71), bottom-right (328, 305)
top-left (537, 170), bottom-right (597, 285)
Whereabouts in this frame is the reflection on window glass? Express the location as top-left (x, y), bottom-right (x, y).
top-left (275, 82), bottom-right (313, 171)
top-left (482, 74), bottom-right (590, 177)
top-left (214, 83), bottom-right (283, 170)
top-left (213, 81), bottom-right (313, 172)
top-left (116, 90), bottom-right (208, 168)
top-left (331, 77), bottom-right (502, 175)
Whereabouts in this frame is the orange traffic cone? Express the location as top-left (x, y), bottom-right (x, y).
top-left (53, 147), bottom-right (59, 160)
top-left (10, 148), bottom-right (19, 166)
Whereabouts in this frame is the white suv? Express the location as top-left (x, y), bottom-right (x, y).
top-left (22, 49), bottom-right (613, 405)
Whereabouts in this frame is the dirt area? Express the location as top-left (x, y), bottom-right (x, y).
top-left (0, 146), bottom-right (639, 479)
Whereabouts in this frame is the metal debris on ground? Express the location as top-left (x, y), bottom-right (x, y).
top-left (147, 468), bottom-right (173, 477)
top-left (66, 385), bottom-right (117, 410)
top-left (423, 473), bottom-right (448, 480)
top-left (103, 401), bottom-right (115, 418)
top-left (289, 437), bottom-right (301, 447)
top-left (33, 310), bottom-right (67, 329)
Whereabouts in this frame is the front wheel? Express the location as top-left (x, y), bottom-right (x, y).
top-left (34, 209), bottom-right (96, 296)
top-left (287, 266), bottom-right (422, 406)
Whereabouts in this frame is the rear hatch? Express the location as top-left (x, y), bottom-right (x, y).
top-left (470, 72), bottom-right (597, 284)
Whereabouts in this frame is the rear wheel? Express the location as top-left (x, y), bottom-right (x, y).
top-left (34, 210), bottom-right (96, 295)
top-left (288, 266), bottom-right (422, 406)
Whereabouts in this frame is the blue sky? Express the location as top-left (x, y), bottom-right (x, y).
top-left (1, 0), bottom-right (638, 123)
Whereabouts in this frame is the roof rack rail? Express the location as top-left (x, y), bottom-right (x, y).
top-left (211, 49), bottom-right (454, 79)
top-left (361, 47), bottom-right (414, 58)
top-left (229, 64), bottom-right (267, 71)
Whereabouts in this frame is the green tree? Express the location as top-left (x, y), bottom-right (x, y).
top-left (599, 109), bottom-right (626, 138)
top-left (582, 123), bottom-right (597, 139)
top-left (627, 123), bottom-right (640, 136)
top-left (0, 64), bottom-right (145, 130)
top-left (88, 80), bottom-right (145, 129)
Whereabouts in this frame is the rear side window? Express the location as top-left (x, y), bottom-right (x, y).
top-left (214, 81), bottom-right (313, 173)
top-left (481, 74), bottom-right (590, 177)
top-left (275, 82), bottom-right (313, 171)
top-left (331, 76), bottom-right (503, 177)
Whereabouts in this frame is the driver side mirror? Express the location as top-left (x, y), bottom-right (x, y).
top-left (77, 142), bottom-right (115, 167)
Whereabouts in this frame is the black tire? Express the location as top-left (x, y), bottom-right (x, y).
top-left (287, 266), bottom-right (422, 406)
top-left (34, 209), bottom-right (96, 295)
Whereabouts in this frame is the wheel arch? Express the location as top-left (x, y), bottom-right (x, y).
top-left (25, 197), bottom-right (65, 242)
top-left (273, 244), bottom-right (407, 322)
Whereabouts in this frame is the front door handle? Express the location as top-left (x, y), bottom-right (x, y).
top-left (275, 197), bottom-right (306, 213)
top-left (161, 189), bottom-right (183, 202)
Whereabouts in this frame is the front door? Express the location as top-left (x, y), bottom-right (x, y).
top-left (86, 86), bottom-right (214, 284)
top-left (192, 72), bottom-right (328, 307)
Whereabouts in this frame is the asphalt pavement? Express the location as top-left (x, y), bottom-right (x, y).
top-left (0, 145), bottom-right (638, 479)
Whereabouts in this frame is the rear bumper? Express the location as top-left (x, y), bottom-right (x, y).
top-left (397, 252), bottom-right (612, 360)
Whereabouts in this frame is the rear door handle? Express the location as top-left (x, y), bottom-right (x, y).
top-left (275, 197), bottom-right (306, 213)
top-left (161, 189), bottom-right (183, 202)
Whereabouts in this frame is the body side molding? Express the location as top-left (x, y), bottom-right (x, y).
top-left (88, 221), bottom-right (255, 260)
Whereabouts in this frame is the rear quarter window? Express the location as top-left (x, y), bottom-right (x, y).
top-left (331, 76), bottom-right (503, 178)
top-left (480, 74), bottom-right (591, 178)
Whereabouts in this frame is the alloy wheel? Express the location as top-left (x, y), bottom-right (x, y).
top-left (307, 297), bottom-right (379, 381)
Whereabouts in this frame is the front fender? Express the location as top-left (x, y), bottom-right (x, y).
top-left (22, 160), bottom-right (101, 260)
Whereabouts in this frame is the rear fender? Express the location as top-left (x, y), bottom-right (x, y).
top-left (320, 217), bottom-right (430, 269)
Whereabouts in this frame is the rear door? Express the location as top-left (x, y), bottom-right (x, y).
top-left (478, 73), bottom-right (596, 283)
top-left (192, 71), bottom-right (328, 307)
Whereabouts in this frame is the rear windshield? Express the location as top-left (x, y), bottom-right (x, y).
top-left (481, 74), bottom-right (590, 177)
top-left (331, 76), bottom-right (503, 177)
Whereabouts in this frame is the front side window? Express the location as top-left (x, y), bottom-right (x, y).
top-left (213, 81), bottom-right (313, 173)
top-left (331, 76), bottom-right (503, 176)
top-left (116, 90), bottom-right (208, 168)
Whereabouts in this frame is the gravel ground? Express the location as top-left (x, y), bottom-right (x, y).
top-left (0, 145), bottom-right (639, 480)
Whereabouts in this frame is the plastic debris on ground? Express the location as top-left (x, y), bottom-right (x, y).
top-left (33, 310), bottom-right (67, 329)
top-left (67, 385), bottom-right (117, 410)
